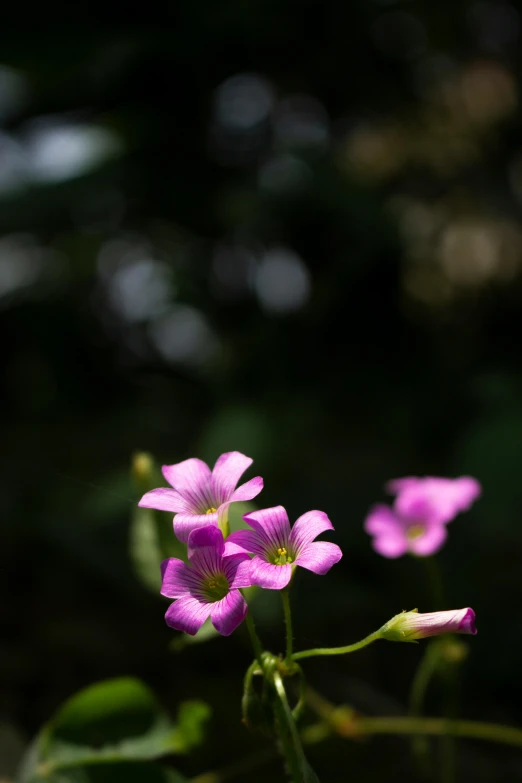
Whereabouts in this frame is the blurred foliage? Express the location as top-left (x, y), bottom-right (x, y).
top-left (3, 3), bottom-right (522, 781)
top-left (18, 677), bottom-right (208, 782)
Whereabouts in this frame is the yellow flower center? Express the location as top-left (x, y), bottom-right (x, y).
top-left (274, 547), bottom-right (293, 566)
top-left (406, 524), bottom-right (425, 541)
top-left (203, 573), bottom-right (229, 601)
top-left (206, 507), bottom-right (217, 514)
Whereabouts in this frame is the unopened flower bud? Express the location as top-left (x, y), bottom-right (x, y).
top-left (131, 451), bottom-right (154, 484)
top-left (380, 608), bottom-right (477, 642)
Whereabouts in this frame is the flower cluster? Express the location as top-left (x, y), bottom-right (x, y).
top-left (364, 475), bottom-right (481, 558)
top-left (140, 451), bottom-right (342, 635)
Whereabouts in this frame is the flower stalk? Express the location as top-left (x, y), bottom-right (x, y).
top-left (281, 589), bottom-right (293, 663)
top-left (292, 629), bottom-right (382, 661)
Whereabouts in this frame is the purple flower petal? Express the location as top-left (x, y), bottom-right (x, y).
top-left (224, 554), bottom-right (253, 588)
top-left (229, 475), bottom-right (264, 503)
top-left (187, 525), bottom-right (225, 576)
top-left (250, 557), bottom-right (292, 589)
top-left (138, 488), bottom-right (191, 513)
top-left (165, 596), bottom-right (212, 635)
top-left (294, 541), bottom-right (342, 575)
top-left (394, 476), bottom-right (482, 525)
top-left (364, 504), bottom-right (402, 536)
top-left (162, 458), bottom-right (213, 511)
top-left (210, 590), bottom-right (248, 635)
top-left (382, 608), bottom-right (477, 641)
top-left (385, 477), bottom-right (419, 494)
top-left (225, 529), bottom-right (264, 557)
top-left (289, 510), bottom-right (334, 552)
top-left (160, 558), bottom-right (199, 598)
top-left (457, 608), bottom-right (477, 635)
top-left (211, 451), bottom-right (253, 505)
top-left (408, 523), bottom-right (447, 556)
top-left (243, 506), bottom-right (291, 551)
top-left (371, 531), bottom-right (409, 559)
top-left (173, 512), bottom-right (219, 544)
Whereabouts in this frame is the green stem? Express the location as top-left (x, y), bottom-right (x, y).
top-left (421, 556), bottom-right (456, 783)
top-left (244, 611), bottom-right (264, 669)
top-left (409, 639), bottom-right (441, 771)
top-left (292, 630), bottom-right (381, 661)
top-left (272, 670), bottom-right (312, 782)
top-left (356, 716), bottom-right (522, 747)
top-left (281, 589), bottom-right (293, 662)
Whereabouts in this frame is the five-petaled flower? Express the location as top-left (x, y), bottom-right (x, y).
top-left (381, 607), bottom-right (477, 642)
top-left (226, 505), bottom-right (342, 590)
top-left (139, 451), bottom-right (263, 543)
top-left (160, 525), bottom-right (253, 636)
top-left (364, 475), bottom-right (481, 559)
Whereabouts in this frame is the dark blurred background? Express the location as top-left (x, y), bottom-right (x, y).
top-left (2, 5), bottom-right (522, 781)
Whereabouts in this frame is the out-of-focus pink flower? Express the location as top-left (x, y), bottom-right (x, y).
top-left (364, 476), bottom-right (481, 558)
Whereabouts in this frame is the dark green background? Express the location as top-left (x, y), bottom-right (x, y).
top-left (2, 4), bottom-right (522, 780)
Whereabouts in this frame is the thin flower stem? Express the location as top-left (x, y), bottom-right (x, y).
top-left (281, 589), bottom-right (293, 662)
top-left (244, 611), bottom-right (264, 669)
top-left (355, 716), bottom-right (522, 747)
top-left (305, 689), bottom-right (522, 749)
top-left (409, 639), bottom-right (441, 769)
top-left (421, 556), bottom-right (457, 783)
top-left (292, 630), bottom-right (382, 661)
top-left (272, 669), bottom-right (313, 782)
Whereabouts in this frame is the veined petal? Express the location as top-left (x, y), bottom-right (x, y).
top-left (211, 451), bottom-right (253, 504)
top-left (224, 555), bottom-right (254, 588)
top-left (165, 596), bottom-right (212, 635)
top-left (382, 608), bottom-right (477, 641)
top-left (408, 523), bottom-right (447, 556)
top-left (230, 476), bottom-right (264, 503)
top-left (162, 458), bottom-right (213, 511)
top-left (188, 525), bottom-right (225, 576)
top-left (371, 531), bottom-right (409, 559)
top-left (294, 541), bottom-right (342, 575)
top-left (364, 504), bottom-right (402, 536)
top-left (250, 557), bottom-right (292, 590)
top-left (210, 590), bottom-right (247, 636)
top-left (160, 558), bottom-right (200, 598)
top-left (225, 530), bottom-right (265, 557)
top-left (289, 510), bottom-right (334, 552)
top-left (138, 488), bottom-right (191, 513)
top-left (243, 506), bottom-right (291, 551)
top-left (173, 512), bottom-right (218, 544)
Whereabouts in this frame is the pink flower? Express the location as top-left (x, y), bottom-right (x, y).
top-left (226, 505), bottom-right (342, 590)
top-left (381, 608), bottom-right (477, 641)
top-left (139, 451), bottom-right (263, 543)
top-left (160, 526), bottom-right (253, 636)
top-left (364, 476), bottom-right (481, 558)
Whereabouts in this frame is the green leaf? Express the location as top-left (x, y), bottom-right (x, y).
top-left (18, 678), bottom-right (210, 782)
top-left (130, 506), bottom-right (186, 593)
top-left (176, 701), bottom-right (211, 750)
top-left (228, 501), bottom-right (256, 533)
